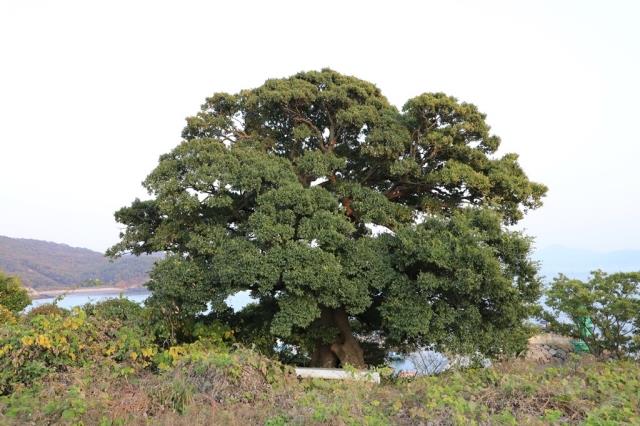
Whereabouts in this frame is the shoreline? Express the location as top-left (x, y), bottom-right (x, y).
top-left (29, 286), bottom-right (147, 300)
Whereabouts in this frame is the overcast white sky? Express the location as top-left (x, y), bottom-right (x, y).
top-left (1, 0), bottom-right (638, 253)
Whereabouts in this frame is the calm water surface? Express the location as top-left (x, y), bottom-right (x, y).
top-left (29, 289), bottom-right (151, 310)
top-left (29, 289), bottom-right (251, 311)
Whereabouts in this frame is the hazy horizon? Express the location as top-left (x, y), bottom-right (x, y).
top-left (1, 1), bottom-right (639, 254)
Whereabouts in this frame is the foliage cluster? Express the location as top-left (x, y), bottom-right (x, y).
top-left (0, 298), bottom-right (234, 396)
top-left (0, 271), bottom-right (30, 315)
top-left (544, 271), bottom-right (640, 358)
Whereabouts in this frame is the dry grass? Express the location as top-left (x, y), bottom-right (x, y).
top-left (1, 348), bottom-right (638, 425)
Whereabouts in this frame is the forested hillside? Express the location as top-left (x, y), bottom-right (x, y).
top-left (0, 236), bottom-right (158, 290)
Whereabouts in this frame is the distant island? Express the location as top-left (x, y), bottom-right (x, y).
top-left (0, 235), bottom-right (159, 296)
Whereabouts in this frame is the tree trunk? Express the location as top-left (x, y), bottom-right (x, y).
top-left (330, 308), bottom-right (366, 368)
top-left (310, 344), bottom-right (338, 367)
top-left (309, 307), bottom-right (366, 369)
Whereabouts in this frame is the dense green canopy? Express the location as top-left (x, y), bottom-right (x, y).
top-left (109, 70), bottom-right (546, 367)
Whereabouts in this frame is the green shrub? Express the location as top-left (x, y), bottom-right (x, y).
top-left (545, 270), bottom-right (640, 358)
top-left (0, 306), bottom-right (159, 394)
top-left (0, 305), bottom-right (16, 325)
top-left (26, 303), bottom-right (68, 319)
top-left (0, 308), bottom-right (91, 393)
top-left (82, 297), bottom-right (144, 324)
top-left (0, 271), bottom-right (30, 314)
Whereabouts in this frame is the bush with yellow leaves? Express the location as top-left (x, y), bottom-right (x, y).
top-left (0, 304), bottom-right (158, 395)
top-left (0, 298), bottom-right (237, 396)
top-left (0, 305), bottom-right (15, 325)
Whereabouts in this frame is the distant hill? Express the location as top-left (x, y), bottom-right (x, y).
top-left (0, 235), bottom-right (159, 290)
top-left (534, 245), bottom-right (640, 282)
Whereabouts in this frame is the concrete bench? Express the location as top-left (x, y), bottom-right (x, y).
top-left (294, 367), bottom-right (380, 384)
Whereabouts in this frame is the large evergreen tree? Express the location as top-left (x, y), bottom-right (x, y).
top-left (109, 70), bottom-right (546, 367)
